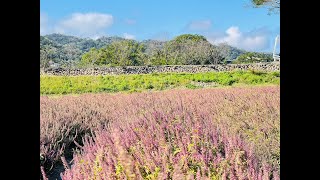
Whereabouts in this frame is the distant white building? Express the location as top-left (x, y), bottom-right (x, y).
top-left (273, 35), bottom-right (280, 61)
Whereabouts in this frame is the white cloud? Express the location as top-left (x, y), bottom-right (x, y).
top-left (55, 12), bottom-right (113, 38)
top-left (124, 19), bottom-right (136, 25)
top-left (187, 20), bottom-right (212, 31)
top-left (123, 33), bottom-right (135, 40)
top-left (207, 26), bottom-right (270, 51)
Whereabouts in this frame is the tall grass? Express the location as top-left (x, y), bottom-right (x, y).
top-left (40, 86), bottom-right (279, 179)
top-left (40, 71), bottom-right (280, 95)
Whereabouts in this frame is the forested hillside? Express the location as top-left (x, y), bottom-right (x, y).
top-left (40, 33), bottom-right (272, 69)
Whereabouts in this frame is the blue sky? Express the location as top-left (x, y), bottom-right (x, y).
top-left (40, 0), bottom-right (279, 52)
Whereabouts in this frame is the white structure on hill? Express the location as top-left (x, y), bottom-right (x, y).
top-left (273, 35), bottom-right (280, 61)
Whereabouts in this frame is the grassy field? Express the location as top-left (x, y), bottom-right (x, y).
top-left (40, 70), bottom-right (280, 95)
top-left (41, 86), bottom-right (279, 179)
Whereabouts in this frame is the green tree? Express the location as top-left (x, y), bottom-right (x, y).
top-left (60, 44), bottom-right (82, 68)
top-left (80, 40), bottom-right (146, 67)
top-left (162, 34), bottom-right (223, 65)
top-left (172, 34), bottom-right (207, 43)
top-left (252, 0), bottom-right (280, 14)
top-left (233, 52), bottom-right (273, 64)
top-left (40, 49), bottom-right (51, 70)
top-left (40, 45), bottom-right (58, 70)
top-left (216, 43), bottom-right (246, 62)
top-left (79, 48), bottom-right (103, 67)
top-left (149, 49), bottom-right (167, 65)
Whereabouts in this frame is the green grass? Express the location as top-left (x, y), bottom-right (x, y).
top-left (40, 70), bottom-right (280, 95)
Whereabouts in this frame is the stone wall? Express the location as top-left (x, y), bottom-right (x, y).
top-left (40, 62), bottom-right (280, 76)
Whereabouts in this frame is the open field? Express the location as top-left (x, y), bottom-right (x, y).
top-left (40, 70), bottom-right (280, 95)
top-left (40, 1), bottom-right (280, 179)
top-left (40, 86), bottom-right (280, 179)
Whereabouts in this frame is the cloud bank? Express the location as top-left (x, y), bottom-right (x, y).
top-left (40, 12), bottom-right (113, 38)
top-left (206, 26), bottom-right (270, 51)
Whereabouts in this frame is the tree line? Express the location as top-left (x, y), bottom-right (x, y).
top-left (40, 34), bottom-right (273, 69)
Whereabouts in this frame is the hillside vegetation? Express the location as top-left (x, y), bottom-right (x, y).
top-left (40, 34), bottom-right (273, 69)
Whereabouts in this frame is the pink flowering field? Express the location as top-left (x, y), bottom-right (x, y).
top-left (40, 86), bottom-right (280, 179)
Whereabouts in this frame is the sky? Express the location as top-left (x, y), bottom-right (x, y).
top-left (40, 0), bottom-right (280, 52)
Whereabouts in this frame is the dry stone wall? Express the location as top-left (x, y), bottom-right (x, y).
top-left (41, 62), bottom-right (280, 76)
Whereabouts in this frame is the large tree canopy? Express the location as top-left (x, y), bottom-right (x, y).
top-left (80, 40), bottom-right (146, 67)
top-left (163, 34), bottom-right (224, 65)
